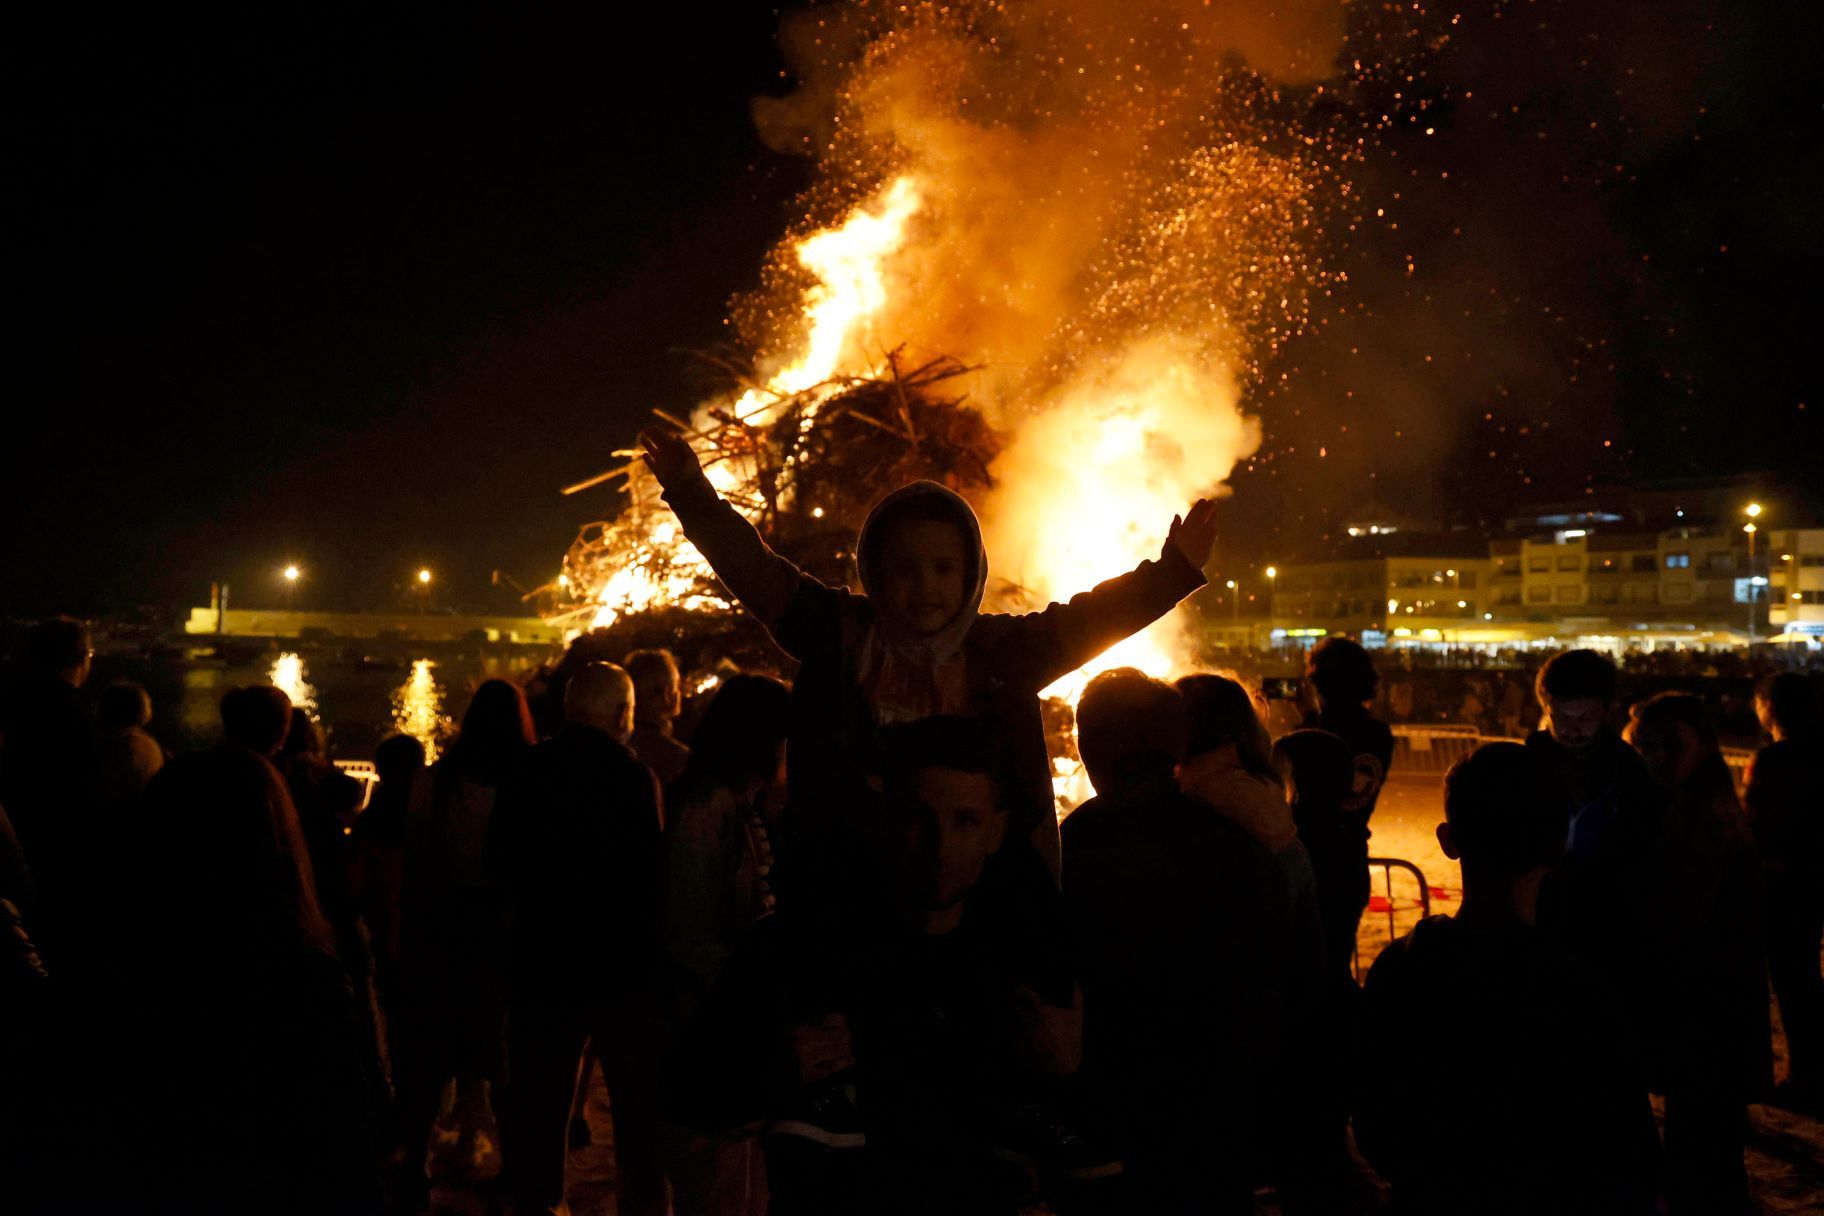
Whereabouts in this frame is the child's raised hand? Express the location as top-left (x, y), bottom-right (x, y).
top-left (638, 426), bottom-right (707, 492)
top-left (1166, 497), bottom-right (1219, 571)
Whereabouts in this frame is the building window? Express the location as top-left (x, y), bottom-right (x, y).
top-left (1458, 572), bottom-right (1478, 589)
top-left (1555, 585), bottom-right (1581, 604)
top-left (1802, 555), bottom-right (1824, 568)
top-left (1707, 553), bottom-right (1737, 574)
top-left (1498, 588), bottom-right (1522, 604)
top-left (1631, 584), bottom-right (1661, 604)
top-left (1527, 586), bottom-right (1551, 604)
top-left (1591, 585), bottom-right (1619, 604)
top-left (1528, 556), bottom-right (1550, 572)
top-left (1556, 555), bottom-right (1581, 572)
top-left (1665, 553), bottom-right (1690, 569)
top-left (1632, 554), bottom-right (1657, 573)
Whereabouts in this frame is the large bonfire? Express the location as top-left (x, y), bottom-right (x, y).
top-left (544, 0), bottom-right (1352, 792)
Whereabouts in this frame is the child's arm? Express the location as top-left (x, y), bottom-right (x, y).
top-left (640, 428), bottom-right (841, 654)
top-left (1002, 499), bottom-right (1219, 689)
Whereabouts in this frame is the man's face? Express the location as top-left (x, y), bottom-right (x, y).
top-left (900, 766), bottom-right (1007, 916)
top-left (875, 519), bottom-right (970, 637)
top-left (1544, 696), bottom-right (1607, 755)
top-left (650, 672), bottom-right (682, 720)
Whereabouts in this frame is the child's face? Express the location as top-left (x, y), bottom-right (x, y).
top-left (875, 518), bottom-right (970, 636)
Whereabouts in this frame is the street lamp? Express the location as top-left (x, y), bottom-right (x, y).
top-left (1744, 503), bottom-right (1763, 643)
top-left (282, 565), bottom-right (300, 583)
top-left (1225, 578), bottom-right (1240, 630)
top-left (417, 568), bottom-right (433, 585)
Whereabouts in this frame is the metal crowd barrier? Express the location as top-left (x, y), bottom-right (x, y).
top-left (1388, 724), bottom-right (1486, 777)
top-left (1392, 724), bottom-right (1756, 795)
top-left (1356, 856), bottom-right (1433, 980)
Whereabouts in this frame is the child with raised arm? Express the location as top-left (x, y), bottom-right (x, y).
top-left (639, 426), bottom-right (1218, 881)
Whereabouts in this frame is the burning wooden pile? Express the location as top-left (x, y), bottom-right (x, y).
top-left (543, 351), bottom-right (1002, 657)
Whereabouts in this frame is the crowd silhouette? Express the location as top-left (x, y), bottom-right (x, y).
top-left (2, 454), bottom-right (1822, 1214)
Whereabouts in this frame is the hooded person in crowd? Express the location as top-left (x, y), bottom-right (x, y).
top-left (638, 425), bottom-right (1218, 886)
top-left (640, 427), bottom-right (1215, 1153)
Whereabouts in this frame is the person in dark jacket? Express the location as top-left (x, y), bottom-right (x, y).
top-left (394, 680), bottom-right (535, 1189)
top-left (1526, 650), bottom-right (1666, 1032)
top-left (115, 745), bottom-right (384, 1214)
top-left (1625, 693), bottom-right (1769, 1216)
top-left (1062, 669), bottom-right (1290, 1214)
top-left (670, 716), bottom-right (1083, 1216)
top-left (638, 426), bottom-right (1218, 883)
top-left (1748, 671), bottom-right (1824, 1108)
top-left (1274, 728), bottom-right (1367, 985)
top-left (0, 617), bottom-right (96, 953)
top-left (1357, 742), bottom-right (1658, 1216)
top-left (488, 661), bottom-right (669, 1216)
top-left (1299, 637), bottom-right (1392, 955)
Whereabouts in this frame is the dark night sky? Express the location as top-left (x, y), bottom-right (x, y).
top-left (5, 2), bottom-right (1821, 616)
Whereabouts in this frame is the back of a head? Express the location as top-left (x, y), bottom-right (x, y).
top-left (564, 661), bottom-right (635, 736)
top-left (623, 649), bottom-right (681, 718)
top-left (1274, 729), bottom-right (1354, 817)
top-left (374, 732), bottom-right (427, 783)
top-left (278, 706), bottom-right (325, 761)
top-left (1307, 637), bottom-right (1378, 709)
top-left (1443, 742), bottom-right (1568, 880)
top-left (1176, 673), bottom-right (1280, 785)
top-left (98, 680), bottom-right (153, 730)
top-left (880, 713), bottom-right (1003, 800)
top-left (27, 616), bottom-right (91, 676)
top-left (143, 747), bottom-right (331, 956)
top-left (220, 685), bottom-right (294, 755)
top-left (454, 678), bottom-right (536, 783)
top-left (1757, 671), bottom-right (1815, 738)
top-left (1628, 691), bottom-right (1717, 748)
top-left (682, 673), bottom-right (791, 791)
top-left (1075, 667), bottom-right (1188, 794)
top-left (1535, 648), bottom-right (1618, 707)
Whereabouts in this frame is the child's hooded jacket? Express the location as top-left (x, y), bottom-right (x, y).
top-left (663, 475), bottom-right (1205, 878)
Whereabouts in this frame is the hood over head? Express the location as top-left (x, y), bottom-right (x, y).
top-left (855, 480), bottom-right (989, 654)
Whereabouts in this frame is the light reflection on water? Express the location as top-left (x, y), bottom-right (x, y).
top-left (269, 652), bottom-right (319, 719)
top-left (391, 658), bottom-right (447, 762)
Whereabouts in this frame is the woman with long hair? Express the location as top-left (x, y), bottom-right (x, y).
top-left (395, 678), bottom-right (536, 1191)
top-left (663, 673), bottom-right (791, 1216)
top-left (122, 745), bottom-right (383, 1213)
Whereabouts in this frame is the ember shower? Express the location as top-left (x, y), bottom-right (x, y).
top-left (559, 0), bottom-right (1353, 701)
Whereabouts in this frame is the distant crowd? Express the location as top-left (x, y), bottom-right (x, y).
top-left (1, 441), bottom-right (1820, 1215)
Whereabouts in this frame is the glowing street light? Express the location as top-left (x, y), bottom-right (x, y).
top-left (1265, 566), bottom-right (1278, 580)
top-left (282, 565), bottom-right (301, 583)
top-left (1744, 503), bottom-right (1765, 642)
top-left (417, 568), bottom-right (433, 585)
